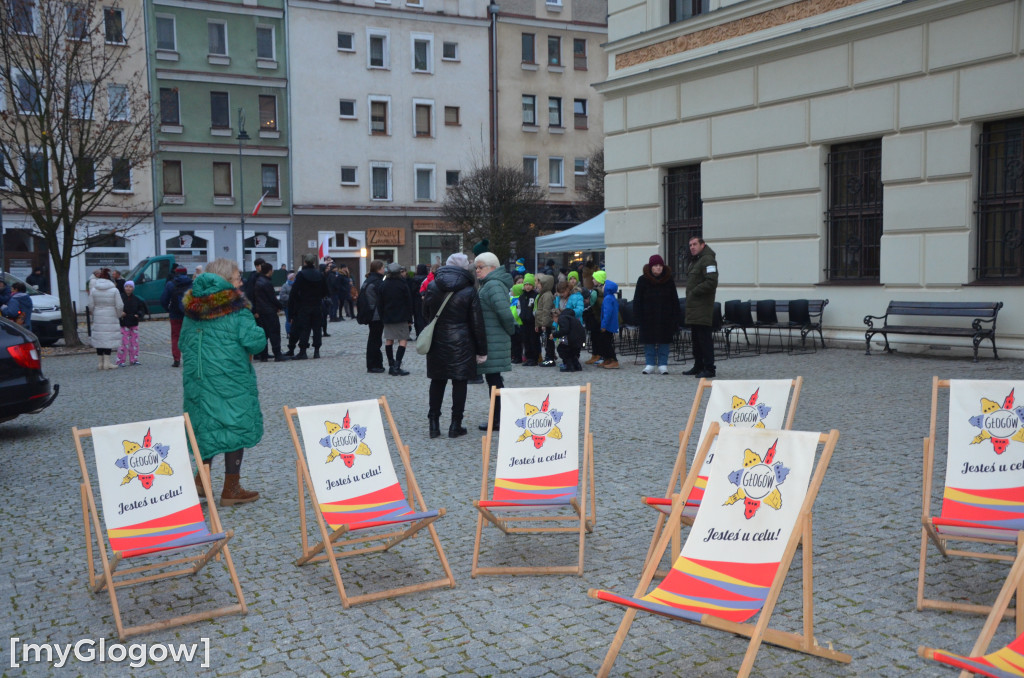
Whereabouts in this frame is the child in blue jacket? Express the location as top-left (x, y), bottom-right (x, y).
top-left (595, 271), bottom-right (618, 368)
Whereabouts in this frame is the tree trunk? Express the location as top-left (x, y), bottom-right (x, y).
top-left (52, 257), bottom-right (83, 347)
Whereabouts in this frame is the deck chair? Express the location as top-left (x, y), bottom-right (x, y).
top-left (73, 414), bottom-right (246, 640)
top-left (285, 397), bottom-right (455, 606)
top-left (590, 425), bottom-right (851, 677)
top-left (471, 384), bottom-right (596, 576)
top-left (919, 534), bottom-right (1024, 676)
top-left (642, 378), bottom-right (802, 567)
top-left (919, 378), bottom-right (1024, 616)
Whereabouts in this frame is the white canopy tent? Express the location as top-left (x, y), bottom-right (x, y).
top-left (534, 210), bottom-right (606, 253)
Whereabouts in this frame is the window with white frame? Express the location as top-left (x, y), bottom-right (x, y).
top-left (446, 170), bottom-right (459, 186)
top-left (574, 98), bottom-right (587, 129)
top-left (66, 4), bottom-right (88, 40)
top-left (261, 163), bottom-right (279, 198)
top-left (155, 14), bottom-right (176, 51)
top-left (11, 0), bottom-right (36, 34)
top-left (549, 157), bottom-right (564, 187)
top-left (208, 21), bottom-right (227, 56)
top-left (337, 32), bottom-right (354, 51)
top-left (340, 166), bottom-right (357, 185)
top-left (547, 35), bottom-right (561, 66)
top-left (259, 94), bottom-right (277, 130)
top-left (256, 25), bottom-right (274, 60)
top-left (414, 165), bottom-right (435, 201)
top-left (574, 157), bottom-right (587, 188)
top-left (414, 100), bottom-right (433, 137)
top-left (444, 106), bottom-right (459, 126)
top-left (339, 99), bottom-right (356, 119)
top-left (0, 156), bottom-right (12, 189)
top-left (367, 29), bottom-right (389, 69)
top-left (548, 96), bottom-right (562, 127)
top-left (521, 33), bottom-right (535, 63)
top-left (111, 157), bottom-right (131, 191)
top-left (107, 83), bottom-right (129, 121)
top-left (70, 82), bottom-right (94, 120)
top-left (163, 160), bottom-right (183, 196)
top-left (442, 41), bottom-right (458, 61)
top-left (103, 7), bottom-right (124, 44)
top-left (573, 38), bottom-right (587, 69)
top-left (370, 162), bottom-right (392, 201)
top-left (369, 97), bottom-right (389, 135)
top-left (212, 162), bottom-right (232, 196)
top-left (522, 94), bottom-right (536, 126)
top-left (24, 149), bottom-right (47, 190)
top-left (523, 156), bottom-right (538, 185)
top-left (75, 156), bottom-right (95, 191)
top-left (14, 70), bottom-right (40, 114)
top-left (210, 91), bottom-right (229, 129)
top-left (406, 0), bottom-right (423, 6)
top-left (411, 34), bottom-right (433, 73)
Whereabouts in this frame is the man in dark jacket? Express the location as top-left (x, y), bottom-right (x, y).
top-left (552, 307), bottom-right (585, 372)
top-left (361, 260), bottom-right (386, 373)
top-left (242, 257), bottom-right (265, 303)
top-left (326, 264), bottom-right (343, 322)
top-left (26, 267), bottom-right (48, 293)
top-left (684, 236), bottom-right (719, 378)
top-left (286, 254), bottom-right (329, 360)
top-left (160, 266), bottom-right (193, 367)
top-left (252, 262), bottom-right (289, 362)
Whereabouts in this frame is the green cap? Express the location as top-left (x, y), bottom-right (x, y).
top-left (593, 270), bottom-right (607, 285)
top-left (568, 271), bottom-right (579, 281)
top-left (511, 284), bottom-right (524, 297)
top-left (523, 273), bottom-right (536, 286)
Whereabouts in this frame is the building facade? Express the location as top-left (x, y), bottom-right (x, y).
top-left (287, 0), bottom-right (491, 277)
top-left (146, 0), bottom-right (291, 273)
top-left (600, 0), bottom-right (1024, 353)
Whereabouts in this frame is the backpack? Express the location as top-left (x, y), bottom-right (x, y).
top-left (355, 278), bottom-right (378, 325)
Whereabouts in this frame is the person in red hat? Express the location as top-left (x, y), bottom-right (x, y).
top-left (633, 253), bottom-right (680, 374)
top-left (160, 265), bottom-right (193, 367)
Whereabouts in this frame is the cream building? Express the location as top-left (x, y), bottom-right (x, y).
top-left (600, 0), bottom-right (1024, 354)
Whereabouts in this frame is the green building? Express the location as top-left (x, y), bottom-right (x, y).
top-left (145, 0), bottom-right (290, 272)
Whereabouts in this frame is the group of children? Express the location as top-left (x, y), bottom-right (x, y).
top-left (509, 268), bottom-right (620, 372)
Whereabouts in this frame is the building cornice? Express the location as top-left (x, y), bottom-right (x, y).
top-left (156, 69), bottom-right (287, 88)
top-left (496, 13), bottom-right (607, 33)
top-left (288, 0), bottom-right (489, 27)
top-left (160, 213), bottom-right (290, 224)
top-left (158, 141), bottom-right (289, 156)
top-left (293, 204), bottom-right (442, 216)
top-left (153, 0), bottom-right (284, 19)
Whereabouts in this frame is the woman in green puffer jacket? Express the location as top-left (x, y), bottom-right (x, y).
top-left (474, 252), bottom-right (515, 431)
top-left (180, 258), bottom-right (268, 507)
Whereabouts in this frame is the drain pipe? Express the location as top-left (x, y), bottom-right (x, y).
top-left (488, 3), bottom-right (499, 167)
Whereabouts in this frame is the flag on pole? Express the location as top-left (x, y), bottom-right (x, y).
top-left (318, 236), bottom-right (331, 261)
top-left (251, 191), bottom-right (270, 216)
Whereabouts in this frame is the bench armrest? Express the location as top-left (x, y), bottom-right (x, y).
top-left (863, 314), bottom-right (887, 329)
top-left (972, 317), bottom-right (997, 331)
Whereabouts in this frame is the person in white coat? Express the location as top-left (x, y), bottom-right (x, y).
top-left (88, 268), bottom-right (124, 370)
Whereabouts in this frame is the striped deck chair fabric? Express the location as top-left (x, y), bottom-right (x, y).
top-left (926, 637), bottom-right (1024, 677)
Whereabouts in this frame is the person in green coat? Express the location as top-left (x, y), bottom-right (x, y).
top-left (180, 258), bottom-right (268, 507)
top-left (474, 252), bottom-right (515, 431)
top-left (684, 236), bottom-right (719, 378)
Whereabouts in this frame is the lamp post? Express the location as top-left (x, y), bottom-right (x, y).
top-left (237, 108), bottom-right (250, 274)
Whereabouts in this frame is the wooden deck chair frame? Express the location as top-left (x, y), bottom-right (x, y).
top-left (919, 532), bottom-right (1024, 676)
top-left (643, 377), bottom-right (803, 569)
top-left (471, 384), bottom-right (596, 576)
top-left (284, 397), bottom-right (455, 607)
top-left (919, 377), bottom-right (1023, 617)
top-left (590, 423), bottom-right (851, 678)
top-left (73, 413), bottom-right (247, 640)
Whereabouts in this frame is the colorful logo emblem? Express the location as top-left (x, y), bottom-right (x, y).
top-left (319, 410), bottom-right (371, 467)
top-left (514, 394), bottom-right (564, 449)
top-left (720, 388), bottom-right (771, 428)
top-left (969, 389), bottom-right (1024, 454)
top-left (115, 428), bottom-right (173, 489)
top-left (724, 439), bottom-right (790, 520)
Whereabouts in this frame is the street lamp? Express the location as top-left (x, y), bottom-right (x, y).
top-left (237, 108), bottom-right (250, 274)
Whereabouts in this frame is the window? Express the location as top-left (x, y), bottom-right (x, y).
top-left (670, 0), bottom-right (710, 23)
top-left (208, 21), bottom-right (227, 55)
top-left (442, 41), bottom-right (458, 60)
top-left (111, 158), bottom-right (131, 191)
top-left (75, 157), bottom-right (95, 191)
top-left (340, 166), bottom-right (357, 185)
top-left (212, 162), bottom-right (232, 196)
top-left (412, 35), bottom-right (432, 73)
top-left (547, 36), bottom-right (561, 66)
top-left (210, 91), bottom-right (229, 129)
top-left (259, 95), bottom-right (277, 130)
top-left (826, 139), bottom-right (882, 281)
top-left (337, 32), bottom-right (353, 51)
top-left (521, 33), bottom-right (535, 64)
top-left (256, 25), bottom-right (274, 60)
top-left (159, 87), bottom-right (179, 125)
top-left (977, 118), bottom-right (1024, 281)
top-left (446, 170), bottom-right (459, 186)
top-left (370, 162), bottom-right (391, 200)
top-left (664, 165), bottom-right (703, 281)
top-left (573, 99), bottom-right (587, 129)
top-left (444, 106), bottom-right (459, 126)
top-left (103, 8), bottom-right (124, 44)
top-left (549, 157), bottom-right (564, 187)
top-left (155, 15), bottom-right (176, 51)
top-left (163, 160), bottom-right (183, 195)
top-left (573, 38), bottom-right (587, 70)
top-left (0, 157), bottom-right (12, 189)
top-left (546, 0), bottom-right (562, 6)
top-left (70, 82), bottom-right (94, 120)
top-left (522, 95), bottom-right (537, 126)
top-left (25, 150), bottom-right (47, 189)
top-left (574, 157), bottom-right (588, 189)
top-left (415, 165), bottom-right (434, 201)
top-left (107, 84), bottom-right (129, 121)
top-left (261, 164), bottom-right (279, 198)
top-left (368, 30), bottom-right (388, 69)
top-left (414, 102), bottom-right (432, 137)
top-left (523, 156), bottom-right (538, 185)
top-left (548, 97), bottom-right (562, 127)
top-left (11, 0), bottom-right (35, 34)
top-left (339, 99), bottom-right (356, 118)
top-left (14, 71), bottom-right (40, 114)
top-left (369, 98), bottom-right (388, 135)
top-left (66, 4), bottom-right (88, 40)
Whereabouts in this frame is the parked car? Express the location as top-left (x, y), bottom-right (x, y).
top-left (0, 316), bottom-right (59, 424)
top-left (1, 271), bottom-right (62, 346)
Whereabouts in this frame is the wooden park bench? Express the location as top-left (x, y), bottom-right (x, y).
top-left (863, 301), bottom-right (1003, 362)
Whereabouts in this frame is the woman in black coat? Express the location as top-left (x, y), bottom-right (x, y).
top-left (252, 262), bottom-right (288, 362)
top-left (422, 254), bottom-right (487, 439)
top-left (633, 254), bottom-right (680, 374)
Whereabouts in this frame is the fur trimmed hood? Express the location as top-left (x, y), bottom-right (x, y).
top-left (642, 263), bottom-right (674, 284)
top-left (183, 273), bottom-right (251, 321)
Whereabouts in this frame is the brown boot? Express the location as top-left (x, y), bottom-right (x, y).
top-left (221, 473), bottom-right (260, 506)
top-left (585, 355), bottom-right (602, 365)
top-left (602, 360), bottom-right (620, 369)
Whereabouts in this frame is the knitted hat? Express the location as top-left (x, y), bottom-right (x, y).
top-left (174, 266), bottom-right (187, 274)
top-left (567, 271), bottom-right (579, 281)
top-left (649, 254), bottom-right (665, 267)
top-left (593, 270), bottom-right (607, 285)
top-left (511, 283), bottom-right (524, 298)
top-left (472, 239), bottom-right (490, 256)
top-left (523, 273), bottom-right (536, 286)
top-left (386, 262), bottom-right (403, 275)
top-left (124, 280), bottom-right (135, 289)
top-left (516, 258), bottom-right (525, 266)
top-left (446, 253), bottom-right (471, 269)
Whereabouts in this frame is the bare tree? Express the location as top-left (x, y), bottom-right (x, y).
top-left (441, 163), bottom-right (547, 264)
top-left (577, 147), bottom-right (605, 221)
top-left (1, 0), bottom-right (153, 345)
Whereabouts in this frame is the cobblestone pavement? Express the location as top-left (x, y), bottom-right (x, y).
top-left (2, 317), bottom-right (1022, 676)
